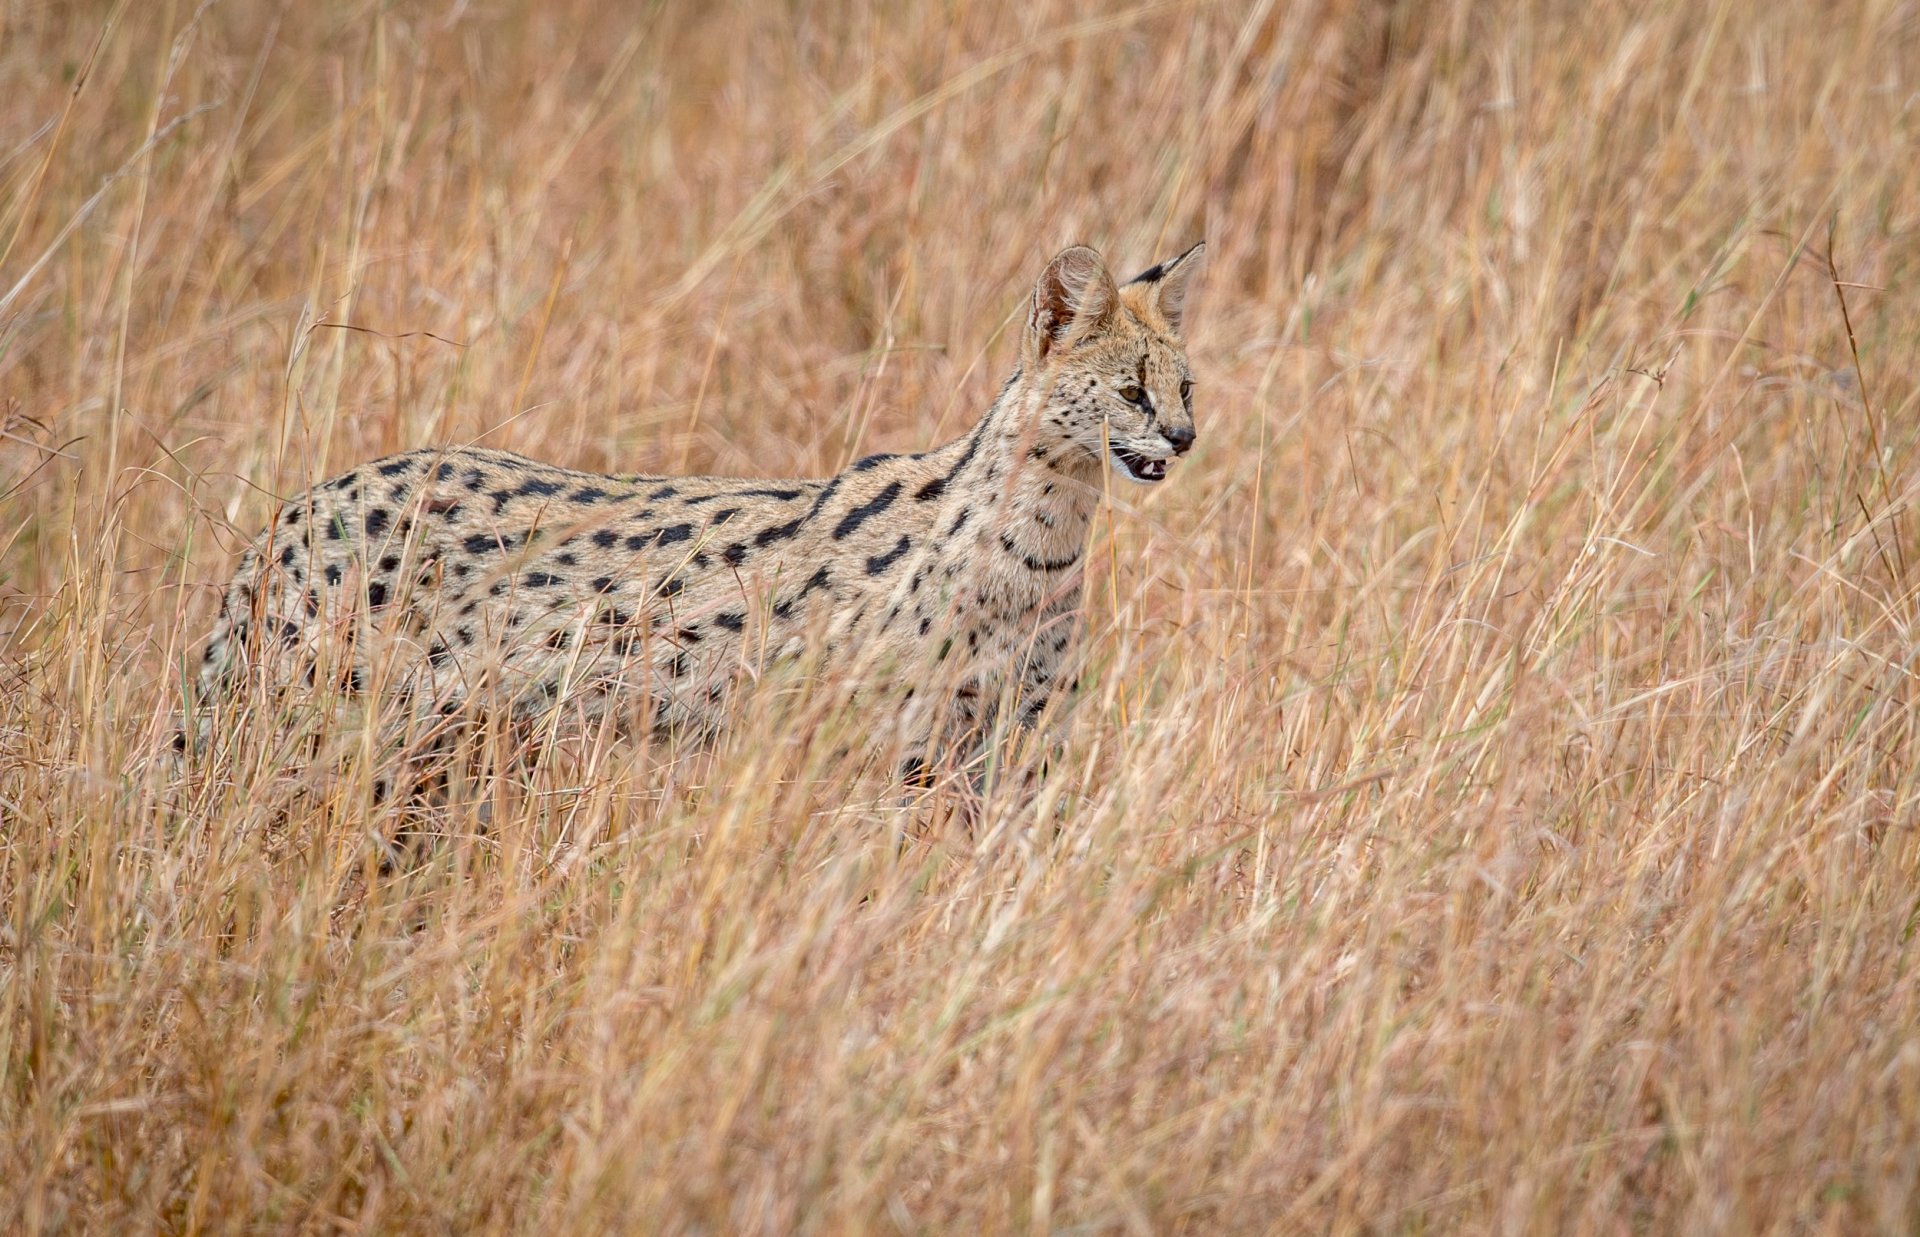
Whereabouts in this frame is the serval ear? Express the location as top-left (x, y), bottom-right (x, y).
top-left (1026, 245), bottom-right (1119, 367)
top-left (1126, 240), bottom-right (1206, 335)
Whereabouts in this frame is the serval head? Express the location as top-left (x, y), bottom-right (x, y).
top-left (1018, 240), bottom-right (1207, 486)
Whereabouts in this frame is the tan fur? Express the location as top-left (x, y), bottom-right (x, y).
top-left (194, 242), bottom-right (1206, 770)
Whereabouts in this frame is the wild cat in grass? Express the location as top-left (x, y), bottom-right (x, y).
top-left (189, 241), bottom-right (1206, 784)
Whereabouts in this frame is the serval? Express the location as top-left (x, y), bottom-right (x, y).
top-left (192, 241), bottom-right (1206, 781)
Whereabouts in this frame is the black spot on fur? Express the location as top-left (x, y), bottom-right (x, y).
top-left (463, 534), bottom-right (503, 555)
top-left (755, 517), bottom-right (803, 548)
top-left (738, 487), bottom-right (803, 501)
top-left (324, 563), bottom-right (343, 586)
top-left (437, 462), bottom-right (457, 480)
top-left (805, 475), bottom-right (844, 519)
top-left (463, 469), bottom-right (487, 491)
top-left (853, 453), bottom-right (896, 471)
top-left (378, 458), bottom-right (412, 477)
top-left (1001, 533), bottom-right (1080, 573)
top-left (919, 616), bottom-right (931, 635)
top-left (522, 572), bottom-right (562, 588)
top-left (519, 477), bottom-right (561, 498)
top-left (772, 566), bottom-right (832, 620)
top-left (592, 576), bottom-right (615, 593)
top-left (676, 626), bottom-right (703, 644)
top-left (656, 523), bottom-right (693, 547)
top-left (711, 507), bottom-right (740, 524)
top-left (723, 543), bottom-right (748, 565)
top-left (283, 506), bottom-right (303, 526)
top-left (280, 544), bottom-right (296, 566)
top-left (546, 630), bottom-right (572, 650)
top-left (832, 481), bottom-right (901, 540)
top-left (366, 581), bottom-right (388, 608)
top-left (656, 575), bottom-right (685, 599)
top-left (714, 611), bottom-right (745, 632)
top-left (916, 420), bottom-right (987, 501)
top-left (648, 484), bottom-right (678, 500)
top-left (428, 640), bottom-right (451, 665)
top-left (949, 507), bottom-right (972, 536)
top-left (866, 534), bottom-right (912, 575)
top-left (571, 487), bottom-right (609, 503)
top-left (265, 615), bottom-right (302, 648)
top-left (379, 554), bottom-right (400, 572)
top-left (593, 529), bottom-right (619, 548)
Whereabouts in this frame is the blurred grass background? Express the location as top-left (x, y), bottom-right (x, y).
top-left (2, 0), bottom-right (1919, 1230)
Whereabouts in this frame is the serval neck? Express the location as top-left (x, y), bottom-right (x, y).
top-left (923, 366), bottom-right (1102, 566)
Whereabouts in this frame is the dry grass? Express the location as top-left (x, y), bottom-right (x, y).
top-left (4, 0), bottom-right (1919, 1230)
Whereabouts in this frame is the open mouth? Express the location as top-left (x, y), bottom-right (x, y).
top-left (1112, 447), bottom-right (1172, 483)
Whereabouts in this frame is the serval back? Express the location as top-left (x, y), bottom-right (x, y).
top-left (194, 241), bottom-right (1207, 775)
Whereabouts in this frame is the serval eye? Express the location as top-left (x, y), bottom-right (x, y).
top-left (1179, 378), bottom-right (1193, 400)
top-left (1118, 385), bottom-right (1147, 406)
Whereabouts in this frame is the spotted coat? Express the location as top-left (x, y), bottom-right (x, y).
top-left (196, 242), bottom-right (1206, 768)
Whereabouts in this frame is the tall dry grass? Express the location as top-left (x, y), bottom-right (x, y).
top-left (3, 0), bottom-right (1919, 1230)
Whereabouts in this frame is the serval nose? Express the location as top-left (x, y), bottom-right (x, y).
top-left (1164, 425), bottom-right (1195, 456)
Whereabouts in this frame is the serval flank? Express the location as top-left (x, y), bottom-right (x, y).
top-left (193, 241), bottom-right (1206, 777)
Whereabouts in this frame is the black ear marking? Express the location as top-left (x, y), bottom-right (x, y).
top-left (1126, 239), bottom-right (1204, 286)
top-left (1128, 240), bottom-right (1207, 332)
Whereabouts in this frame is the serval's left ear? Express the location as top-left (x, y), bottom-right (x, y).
top-left (1126, 240), bottom-right (1206, 335)
top-left (1027, 245), bottom-right (1120, 368)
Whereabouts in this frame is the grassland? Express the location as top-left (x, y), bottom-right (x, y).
top-left (3, 0), bottom-right (1918, 1230)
